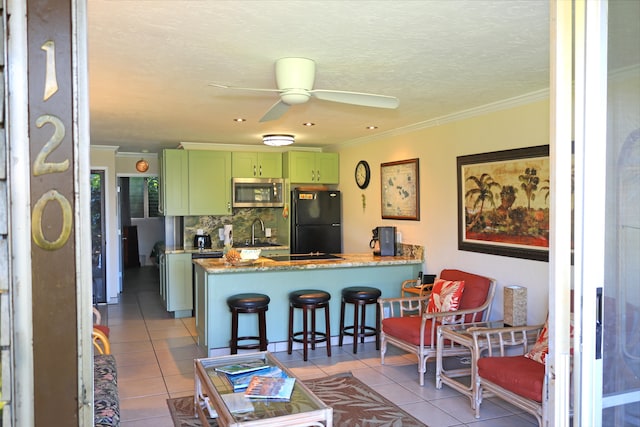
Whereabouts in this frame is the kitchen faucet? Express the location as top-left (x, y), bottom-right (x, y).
top-left (251, 217), bottom-right (265, 245)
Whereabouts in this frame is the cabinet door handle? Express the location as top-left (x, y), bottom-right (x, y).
top-left (259, 165), bottom-right (262, 176)
top-left (312, 170), bottom-right (315, 181)
top-left (253, 165), bottom-right (257, 176)
top-left (317, 169), bottom-right (320, 181)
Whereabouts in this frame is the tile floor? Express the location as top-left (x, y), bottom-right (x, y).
top-left (107, 266), bottom-right (538, 427)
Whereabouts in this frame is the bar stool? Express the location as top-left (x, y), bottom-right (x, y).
top-left (226, 293), bottom-right (270, 354)
top-left (288, 290), bottom-right (331, 361)
top-left (339, 286), bottom-right (382, 354)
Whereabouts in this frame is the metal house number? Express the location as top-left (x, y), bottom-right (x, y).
top-left (31, 40), bottom-right (72, 251)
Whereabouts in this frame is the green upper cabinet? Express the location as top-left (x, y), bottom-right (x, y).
top-left (188, 150), bottom-right (232, 215)
top-left (159, 149), bottom-right (189, 216)
top-left (283, 151), bottom-right (339, 184)
top-left (232, 152), bottom-right (282, 178)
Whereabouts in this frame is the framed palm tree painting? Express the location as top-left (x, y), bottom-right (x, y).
top-left (457, 145), bottom-right (550, 261)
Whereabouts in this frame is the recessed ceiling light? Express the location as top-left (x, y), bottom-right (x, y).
top-left (233, 118), bottom-right (246, 122)
top-left (302, 122), bottom-right (315, 127)
top-left (366, 125), bottom-right (378, 130)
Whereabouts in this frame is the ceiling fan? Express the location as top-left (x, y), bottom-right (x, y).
top-left (210, 57), bottom-right (399, 122)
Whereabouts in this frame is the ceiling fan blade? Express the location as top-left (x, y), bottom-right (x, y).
top-left (259, 100), bottom-right (291, 122)
top-left (311, 89), bottom-right (399, 109)
top-left (209, 83), bottom-right (282, 93)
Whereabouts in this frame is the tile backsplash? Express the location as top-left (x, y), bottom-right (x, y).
top-left (183, 207), bottom-right (284, 249)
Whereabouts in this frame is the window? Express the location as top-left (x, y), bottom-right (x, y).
top-left (129, 177), bottom-right (159, 218)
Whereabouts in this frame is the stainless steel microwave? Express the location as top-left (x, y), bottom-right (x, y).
top-left (232, 178), bottom-right (285, 207)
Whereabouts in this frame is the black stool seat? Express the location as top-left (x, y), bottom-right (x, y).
top-left (339, 286), bottom-right (382, 354)
top-left (288, 289), bottom-right (331, 361)
top-left (227, 293), bottom-right (270, 354)
top-left (342, 286), bottom-right (382, 301)
top-left (289, 290), bottom-right (331, 305)
top-left (227, 293), bottom-right (270, 310)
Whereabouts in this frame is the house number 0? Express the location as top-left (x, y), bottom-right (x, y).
top-left (31, 40), bottom-right (73, 251)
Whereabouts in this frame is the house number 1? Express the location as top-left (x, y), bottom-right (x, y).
top-left (31, 40), bottom-right (73, 251)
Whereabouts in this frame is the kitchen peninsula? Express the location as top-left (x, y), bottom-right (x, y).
top-left (193, 253), bottom-right (422, 353)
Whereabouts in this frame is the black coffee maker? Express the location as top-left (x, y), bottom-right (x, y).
top-left (369, 226), bottom-right (396, 256)
top-left (193, 230), bottom-right (212, 250)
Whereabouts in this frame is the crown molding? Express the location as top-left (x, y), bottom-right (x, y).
top-left (339, 88), bottom-right (550, 148)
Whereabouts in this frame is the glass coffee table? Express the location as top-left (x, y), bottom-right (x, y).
top-left (195, 351), bottom-right (333, 426)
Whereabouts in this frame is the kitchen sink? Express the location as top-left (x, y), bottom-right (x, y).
top-left (265, 253), bottom-right (343, 262)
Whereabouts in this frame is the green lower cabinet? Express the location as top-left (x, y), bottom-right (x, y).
top-left (166, 253), bottom-right (193, 318)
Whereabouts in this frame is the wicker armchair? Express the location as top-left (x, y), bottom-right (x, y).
top-left (470, 323), bottom-right (546, 426)
top-left (379, 269), bottom-right (496, 385)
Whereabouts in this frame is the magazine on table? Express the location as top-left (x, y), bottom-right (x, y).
top-left (214, 359), bottom-right (269, 375)
top-left (201, 393), bottom-right (254, 418)
top-left (244, 376), bottom-right (296, 400)
top-left (226, 365), bottom-right (286, 391)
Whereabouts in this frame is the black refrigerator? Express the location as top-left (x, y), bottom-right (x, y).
top-left (291, 189), bottom-right (342, 254)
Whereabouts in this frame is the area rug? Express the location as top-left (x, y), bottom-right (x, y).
top-left (167, 372), bottom-right (426, 426)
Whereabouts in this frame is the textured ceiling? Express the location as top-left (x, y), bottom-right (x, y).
top-left (87, 0), bottom-right (551, 153)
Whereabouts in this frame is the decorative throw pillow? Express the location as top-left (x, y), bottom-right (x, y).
top-left (525, 315), bottom-right (549, 364)
top-left (426, 279), bottom-right (465, 316)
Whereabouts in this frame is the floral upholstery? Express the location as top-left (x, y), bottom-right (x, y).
top-left (426, 279), bottom-right (465, 314)
top-left (525, 315), bottom-right (549, 364)
top-left (94, 354), bottom-right (120, 427)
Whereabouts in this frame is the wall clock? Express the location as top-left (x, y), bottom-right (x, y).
top-left (355, 160), bottom-right (371, 189)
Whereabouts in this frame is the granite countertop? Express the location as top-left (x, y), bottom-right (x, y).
top-left (164, 244), bottom-right (289, 255)
top-left (193, 253), bottom-right (422, 273)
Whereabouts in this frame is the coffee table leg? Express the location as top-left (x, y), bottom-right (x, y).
top-left (435, 327), bottom-right (443, 389)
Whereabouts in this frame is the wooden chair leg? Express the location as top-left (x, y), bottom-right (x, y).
top-left (338, 299), bottom-right (346, 347)
top-left (310, 305), bottom-right (317, 350)
top-left (258, 310), bottom-right (267, 351)
top-left (352, 302), bottom-right (359, 353)
top-left (230, 309), bottom-right (238, 354)
top-left (302, 306), bottom-right (309, 361)
top-left (325, 304), bottom-right (332, 357)
top-left (287, 304), bottom-right (294, 355)
top-left (360, 301), bottom-right (367, 343)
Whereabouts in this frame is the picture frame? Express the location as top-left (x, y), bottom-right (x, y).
top-left (457, 145), bottom-right (550, 261)
top-left (381, 158), bottom-right (420, 220)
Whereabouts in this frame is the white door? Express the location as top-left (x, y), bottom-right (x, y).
top-left (573, 0), bottom-right (640, 425)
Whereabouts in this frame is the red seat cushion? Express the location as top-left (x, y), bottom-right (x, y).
top-left (382, 316), bottom-right (438, 346)
top-left (477, 355), bottom-right (545, 402)
top-left (440, 269), bottom-right (491, 322)
top-left (94, 324), bottom-right (110, 338)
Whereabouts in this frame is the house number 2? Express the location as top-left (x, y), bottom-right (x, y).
top-left (31, 40), bottom-right (72, 251)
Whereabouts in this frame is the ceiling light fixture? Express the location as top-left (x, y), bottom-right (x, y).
top-left (233, 118), bottom-right (246, 122)
top-left (263, 134), bottom-right (295, 146)
top-left (302, 122), bottom-right (315, 127)
top-left (366, 125), bottom-right (378, 130)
